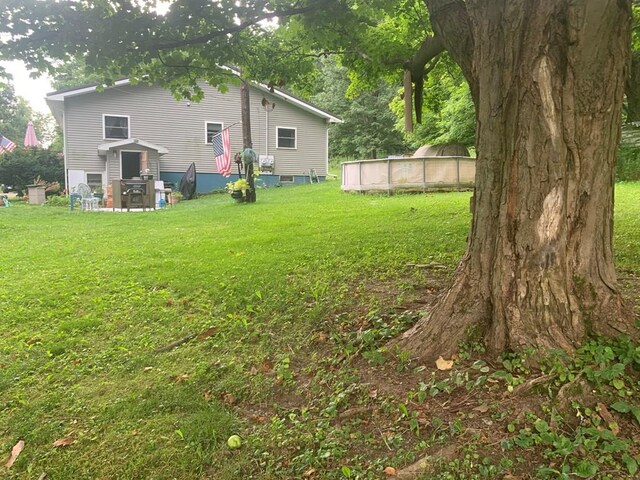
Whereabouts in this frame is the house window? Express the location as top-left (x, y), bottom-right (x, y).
top-left (276, 127), bottom-right (297, 149)
top-left (86, 173), bottom-right (103, 191)
top-left (104, 115), bottom-right (129, 139)
top-left (206, 122), bottom-right (223, 144)
top-left (279, 175), bottom-right (294, 183)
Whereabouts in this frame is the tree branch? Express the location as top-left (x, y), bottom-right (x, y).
top-left (153, 1), bottom-right (331, 52)
top-left (422, 0), bottom-right (475, 98)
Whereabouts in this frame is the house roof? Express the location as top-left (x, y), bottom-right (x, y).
top-left (97, 138), bottom-right (169, 156)
top-left (46, 77), bottom-right (342, 124)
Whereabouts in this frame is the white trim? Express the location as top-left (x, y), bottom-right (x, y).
top-left (46, 76), bottom-right (343, 123)
top-left (276, 126), bottom-right (297, 150)
top-left (103, 114), bottom-right (131, 140)
top-left (97, 138), bottom-right (168, 155)
top-left (85, 171), bottom-right (106, 191)
top-left (204, 121), bottom-right (224, 144)
top-left (46, 79), bottom-right (131, 101)
top-left (63, 111), bottom-right (69, 194)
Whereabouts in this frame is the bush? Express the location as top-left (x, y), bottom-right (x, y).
top-left (44, 195), bottom-right (70, 207)
top-left (0, 147), bottom-right (64, 195)
top-left (616, 144), bottom-right (640, 181)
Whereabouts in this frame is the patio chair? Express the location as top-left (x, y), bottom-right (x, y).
top-left (77, 183), bottom-right (99, 211)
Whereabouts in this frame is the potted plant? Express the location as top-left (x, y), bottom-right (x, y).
top-left (170, 191), bottom-right (183, 205)
top-left (227, 179), bottom-right (251, 202)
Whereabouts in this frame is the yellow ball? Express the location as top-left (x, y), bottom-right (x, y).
top-left (227, 435), bottom-right (242, 449)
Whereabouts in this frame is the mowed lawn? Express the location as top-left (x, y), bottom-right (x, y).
top-left (0, 181), bottom-right (638, 479)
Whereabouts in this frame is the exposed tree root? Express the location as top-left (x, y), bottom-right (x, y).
top-left (396, 444), bottom-right (459, 479)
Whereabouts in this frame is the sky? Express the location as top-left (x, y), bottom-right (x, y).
top-left (2, 60), bottom-right (54, 114)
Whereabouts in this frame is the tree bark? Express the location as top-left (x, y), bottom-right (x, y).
top-left (400, 0), bottom-right (636, 361)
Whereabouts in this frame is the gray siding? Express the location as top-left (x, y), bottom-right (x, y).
top-left (63, 83), bottom-right (329, 181)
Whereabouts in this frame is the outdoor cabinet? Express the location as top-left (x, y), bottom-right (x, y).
top-left (111, 179), bottom-right (154, 210)
top-left (27, 185), bottom-right (46, 205)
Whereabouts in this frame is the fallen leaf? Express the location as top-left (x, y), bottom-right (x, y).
top-left (175, 374), bottom-right (189, 382)
top-left (597, 402), bottom-right (619, 435)
top-left (197, 326), bottom-right (217, 341)
top-left (383, 466), bottom-right (398, 476)
top-left (52, 437), bottom-right (74, 448)
top-left (314, 332), bottom-right (328, 343)
top-left (203, 390), bottom-right (212, 401)
top-left (222, 393), bottom-right (237, 405)
top-left (302, 468), bottom-right (316, 477)
top-left (5, 440), bottom-right (25, 468)
top-left (473, 403), bottom-right (489, 413)
top-left (249, 366), bottom-right (258, 375)
top-left (25, 338), bottom-right (42, 345)
top-left (143, 366), bottom-right (153, 372)
top-left (259, 360), bottom-right (274, 373)
top-left (435, 356), bottom-right (454, 370)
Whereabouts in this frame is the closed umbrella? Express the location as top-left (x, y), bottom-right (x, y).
top-left (24, 120), bottom-right (39, 147)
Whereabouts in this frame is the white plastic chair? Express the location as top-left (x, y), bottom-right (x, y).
top-left (77, 183), bottom-right (99, 211)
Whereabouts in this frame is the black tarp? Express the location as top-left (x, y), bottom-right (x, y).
top-left (179, 162), bottom-right (197, 200)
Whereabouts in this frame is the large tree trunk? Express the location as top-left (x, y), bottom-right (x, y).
top-left (400, 0), bottom-right (636, 360)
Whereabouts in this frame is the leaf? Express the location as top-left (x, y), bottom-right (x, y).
top-left (203, 389), bottom-right (212, 401)
top-left (197, 326), bottom-right (217, 341)
top-left (52, 437), bottom-right (74, 447)
top-left (573, 460), bottom-right (597, 478)
top-left (631, 406), bottom-right (640, 424)
top-left (383, 466), bottom-right (398, 476)
top-left (302, 468), bottom-right (316, 478)
top-left (473, 403), bottom-right (489, 413)
top-left (174, 374), bottom-right (189, 382)
top-left (222, 393), bottom-right (236, 405)
top-left (5, 440), bottom-right (25, 468)
top-left (610, 401), bottom-right (630, 413)
top-left (435, 356), bottom-right (454, 370)
top-left (623, 453), bottom-right (638, 476)
top-left (596, 403), bottom-right (618, 435)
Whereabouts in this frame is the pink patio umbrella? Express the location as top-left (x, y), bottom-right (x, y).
top-left (24, 120), bottom-right (39, 147)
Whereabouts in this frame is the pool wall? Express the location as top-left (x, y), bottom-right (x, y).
top-left (341, 156), bottom-right (475, 193)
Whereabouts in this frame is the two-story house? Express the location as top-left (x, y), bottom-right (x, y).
top-left (46, 79), bottom-right (341, 194)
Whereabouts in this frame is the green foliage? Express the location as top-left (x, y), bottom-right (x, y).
top-left (311, 58), bottom-right (407, 159)
top-left (0, 79), bottom-right (59, 149)
top-left (0, 147), bottom-right (64, 195)
top-left (44, 194), bottom-right (70, 207)
top-left (616, 144), bottom-right (640, 181)
top-left (390, 55), bottom-right (475, 148)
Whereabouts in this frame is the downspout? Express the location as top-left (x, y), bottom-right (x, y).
top-left (62, 108), bottom-right (69, 194)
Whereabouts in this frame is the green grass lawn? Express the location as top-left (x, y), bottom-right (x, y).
top-left (1, 181), bottom-right (638, 479)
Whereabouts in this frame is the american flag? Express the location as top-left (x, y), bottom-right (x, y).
top-left (0, 135), bottom-right (17, 154)
top-left (212, 128), bottom-right (232, 177)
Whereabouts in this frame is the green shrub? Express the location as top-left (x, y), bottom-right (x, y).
top-left (0, 147), bottom-right (64, 195)
top-left (44, 195), bottom-right (70, 207)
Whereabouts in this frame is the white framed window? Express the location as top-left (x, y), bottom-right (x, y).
top-left (86, 173), bottom-right (103, 191)
top-left (103, 115), bottom-right (130, 139)
top-left (276, 127), bottom-right (297, 149)
top-left (205, 121), bottom-right (224, 144)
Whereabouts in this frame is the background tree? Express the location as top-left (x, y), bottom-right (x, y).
top-left (0, 147), bottom-right (64, 195)
top-left (390, 54), bottom-right (475, 149)
top-left (1, 0), bottom-right (635, 360)
top-left (311, 58), bottom-right (407, 160)
top-left (0, 79), bottom-right (60, 150)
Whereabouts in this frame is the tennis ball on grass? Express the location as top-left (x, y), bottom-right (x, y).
top-left (227, 435), bottom-right (242, 449)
